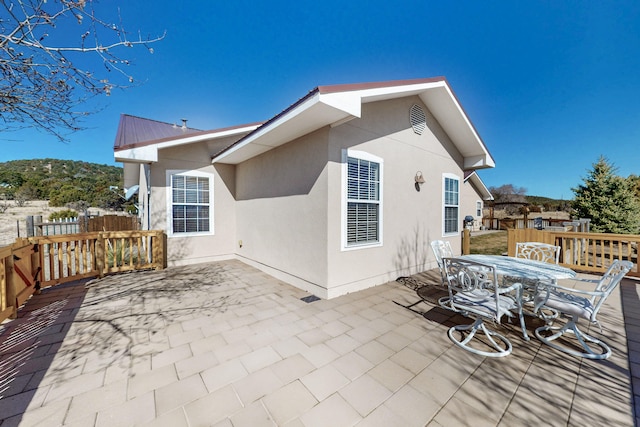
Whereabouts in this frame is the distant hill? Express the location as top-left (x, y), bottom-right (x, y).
top-left (0, 159), bottom-right (124, 209)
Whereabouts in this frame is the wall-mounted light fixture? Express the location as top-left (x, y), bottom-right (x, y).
top-left (415, 171), bottom-right (425, 191)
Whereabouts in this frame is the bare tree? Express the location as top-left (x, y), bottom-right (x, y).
top-left (1, 0), bottom-right (164, 140)
top-left (488, 184), bottom-right (528, 215)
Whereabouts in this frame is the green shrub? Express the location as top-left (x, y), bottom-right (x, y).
top-left (49, 209), bottom-right (78, 221)
top-left (106, 240), bottom-right (139, 267)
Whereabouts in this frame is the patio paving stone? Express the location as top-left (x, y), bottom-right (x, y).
top-left (338, 373), bottom-right (392, 416)
top-left (0, 259), bottom-right (637, 426)
top-left (300, 364), bottom-right (350, 401)
top-left (262, 381), bottom-right (317, 425)
top-left (200, 358), bottom-right (248, 393)
top-left (154, 374), bottom-right (208, 416)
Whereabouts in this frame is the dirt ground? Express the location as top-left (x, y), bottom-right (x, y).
top-left (0, 200), bottom-right (108, 247)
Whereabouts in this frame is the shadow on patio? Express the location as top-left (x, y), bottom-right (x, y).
top-left (0, 260), bottom-right (637, 426)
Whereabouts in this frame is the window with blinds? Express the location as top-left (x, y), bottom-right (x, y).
top-left (346, 155), bottom-right (380, 246)
top-left (444, 176), bottom-right (459, 234)
top-left (171, 174), bottom-right (210, 233)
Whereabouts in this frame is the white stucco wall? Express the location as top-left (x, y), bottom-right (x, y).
top-left (120, 95), bottom-right (490, 299)
top-left (461, 178), bottom-right (486, 231)
top-left (234, 128), bottom-right (331, 296)
top-left (324, 97), bottom-right (465, 297)
top-left (147, 140), bottom-right (239, 266)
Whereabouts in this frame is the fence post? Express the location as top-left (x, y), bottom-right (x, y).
top-left (96, 233), bottom-right (105, 277)
top-left (26, 215), bottom-right (34, 237)
top-left (152, 231), bottom-right (166, 270)
top-left (462, 229), bottom-right (471, 255)
top-left (5, 249), bottom-right (17, 320)
top-left (35, 215), bottom-right (43, 236)
top-left (507, 229), bottom-right (516, 256)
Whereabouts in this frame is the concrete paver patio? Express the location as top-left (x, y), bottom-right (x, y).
top-left (0, 260), bottom-right (637, 426)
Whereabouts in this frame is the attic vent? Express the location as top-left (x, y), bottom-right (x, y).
top-left (410, 104), bottom-right (426, 135)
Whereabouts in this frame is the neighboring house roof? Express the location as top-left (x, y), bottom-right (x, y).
top-left (114, 114), bottom-right (262, 163)
top-left (464, 170), bottom-right (494, 201)
top-left (210, 77), bottom-right (495, 170)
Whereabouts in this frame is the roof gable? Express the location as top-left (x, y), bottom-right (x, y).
top-left (211, 77), bottom-right (495, 170)
top-left (464, 170), bottom-right (494, 201)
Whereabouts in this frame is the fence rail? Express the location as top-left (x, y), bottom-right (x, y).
top-left (483, 217), bottom-right (588, 231)
top-left (0, 230), bottom-right (165, 323)
top-left (507, 229), bottom-right (639, 277)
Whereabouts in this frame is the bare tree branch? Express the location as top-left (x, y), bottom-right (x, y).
top-left (1, 0), bottom-right (165, 140)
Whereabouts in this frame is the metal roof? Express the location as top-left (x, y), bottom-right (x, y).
top-left (113, 114), bottom-right (203, 150)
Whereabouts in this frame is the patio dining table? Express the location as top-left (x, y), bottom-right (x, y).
top-left (458, 254), bottom-right (577, 340)
top-left (459, 254), bottom-right (577, 283)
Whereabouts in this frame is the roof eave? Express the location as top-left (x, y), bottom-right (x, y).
top-left (115, 123), bottom-right (261, 164)
top-left (212, 90), bottom-right (360, 164)
top-left (465, 170), bottom-right (494, 201)
top-left (418, 83), bottom-right (495, 170)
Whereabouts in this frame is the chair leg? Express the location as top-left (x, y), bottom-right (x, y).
top-left (534, 316), bottom-right (612, 360)
top-left (517, 309), bottom-right (529, 341)
top-left (448, 318), bottom-right (512, 358)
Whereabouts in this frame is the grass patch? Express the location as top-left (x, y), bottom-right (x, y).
top-left (469, 231), bottom-right (508, 255)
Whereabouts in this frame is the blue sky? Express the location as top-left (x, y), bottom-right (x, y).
top-left (2, 1), bottom-right (639, 200)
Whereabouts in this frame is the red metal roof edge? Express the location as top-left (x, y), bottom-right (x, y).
top-left (114, 117), bottom-right (265, 152)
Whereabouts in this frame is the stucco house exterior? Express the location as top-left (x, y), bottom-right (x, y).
top-left (114, 77), bottom-right (494, 299)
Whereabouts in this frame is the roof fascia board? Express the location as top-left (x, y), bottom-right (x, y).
top-left (358, 80), bottom-right (447, 103)
top-left (116, 124), bottom-right (259, 164)
top-left (213, 92), bottom-right (325, 163)
top-left (464, 154), bottom-right (495, 169)
top-left (114, 145), bottom-right (159, 163)
top-left (465, 171), bottom-right (494, 200)
top-left (154, 124), bottom-right (259, 150)
top-left (439, 83), bottom-right (485, 150)
top-left (419, 84), bottom-right (496, 169)
top-left (317, 92), bottom-right (362, 117)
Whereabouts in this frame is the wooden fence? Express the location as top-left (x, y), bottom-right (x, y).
top-left (482, 217), bottom-right (589, 231)
top-left (26, 214), bottom-right (139, 237)
top-left (507, 228), bottom-right (640, 277)
top-left (0, 230), bottom-right (165, 323)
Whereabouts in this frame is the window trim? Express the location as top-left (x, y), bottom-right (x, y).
top-left (476, 200), bottom-right (483, 218)
top-left (341, 149), bottom-right (384, 250)
top-left (166, 169), bottom-right (214, 237)
top-left (443, 173), bottom-right (460, 236)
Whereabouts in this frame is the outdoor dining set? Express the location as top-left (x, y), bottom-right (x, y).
top-left (401, 240), bottom-right (633, 360)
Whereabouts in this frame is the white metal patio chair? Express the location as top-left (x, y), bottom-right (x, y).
top-left (430, 240), bottom-right (453, 284)
top-left (533, 260), bottom-right (633, 359)
top-left (392, 239), bottom-right (453, 312)
top-left (513, 242), bottom-right (562, 317)
top-left (515, 242), bottom-right (561, 264)
top-left (431, 240), bottom-right (454, 308)
top-left (441, 257), bottom-right (523, 358)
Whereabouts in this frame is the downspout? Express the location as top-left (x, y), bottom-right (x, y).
top-left (145, 163), bottom-right (152, 230)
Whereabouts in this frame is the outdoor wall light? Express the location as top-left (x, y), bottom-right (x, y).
top-left (415, 171), bottom-right (425, 191)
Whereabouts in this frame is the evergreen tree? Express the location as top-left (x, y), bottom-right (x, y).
top-left (572, 157), bottom-right (640, 234)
